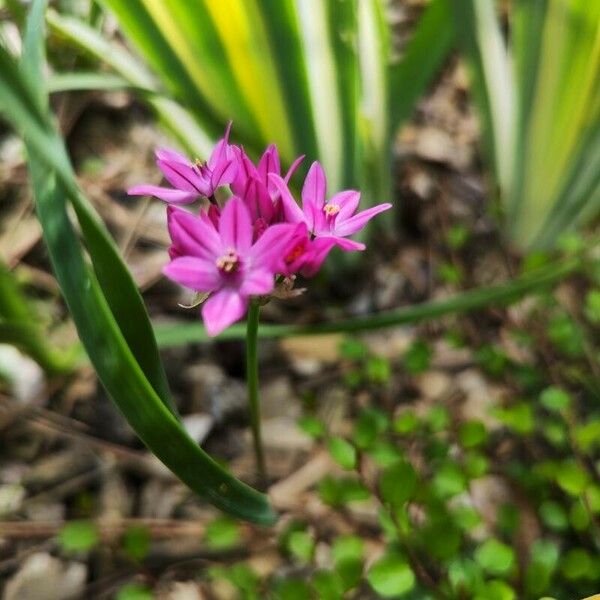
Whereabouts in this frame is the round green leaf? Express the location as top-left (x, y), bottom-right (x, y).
top-left (367, 553), bottom-right (415, 597)
top-left (459, 420), bottom-right (487, 448)
top-left (555, 460), bottom-right (590, 495)
top-left (328, 437), bottom-right (357, 470)
top-left (379, 462), bottom-right (417, 507)
top-left (287, 530), bottom-right (315, 563)
top-left (474, 539), bottom-right (515, 576)
top-left (58, 520), bottom-right (98, 553)
top-left (204, 517), bottom-right (241, 550)
top-left (539, 386), bottom-right (571, 412)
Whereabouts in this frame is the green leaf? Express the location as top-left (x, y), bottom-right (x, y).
top-left (474, 580), bottom-right (515, 600)
top-left (287, 530), bottom-right (315, 564)
top-left (448, 558), bottom-right (483, 594)
top-left (116, 584), bottom-right (153, 600)
top-left (389, 0), bottom-right (454, 131)
top-left (561, 548), bottom-right (593, 580)
top-left (569, 500), bottom-right (590, 531)
top-left (464, 452), bottom-right (489, 479)
top-left (368, 439), bottom-right (403, 468)
top-left (366, 355), bottom-right (391, 384)
top-left (539, 386), bottom-right (571, 412)
top-left (474, 539), bottom-right (515, 576)
top-left (539, 501), bottom-right (568, 531)
top-left (548, 313), bottom-right (585, 357)
top-left (403, 340), bottom-right (432, 374)
top-left (58, 521), bottom-right (98, 553)
top-left (524, 540), bottom-right (559, 597)
top-left (298, 415), bottom-right (326, 439)
top-left (421, 520), bottom-right (462, 561)
top-left (340, 338), bottom-right (368, 361)
top-left (152, 254), bottom-right (584, 345)
top-left (451, 0), bottom-right (600, 250)
top-left (332, 535), bottom-right (363, 563)
top-left (393, 411), bottom-right (420, 435)
top-left (204, 517), bottom-right (242, 550)
top-left (312, 570), bottom-right (344, 600)
top-left (328, 437), bottom-right (357, 470)
top-left (47, 72), bottom-right (138, 93)
top-left (122, 526), bottom-right (150, 562)
top-left (273, 578), bottom-right (312, 600)
top-left (367, 552), bottom-right (415, 598)
top-left (332, 535), bottom-right (364, 590)
top-left (353, 408), bottom-right (389, 450)
top-left (432, 462), bottom-right (467, 499)
top-left (584, 290), bottom-right (600, 323)
top-left (318, 476), bottom-right (370, 507)
top-left (447, 224), bottom-right (470, 249)
top-left (574, 418), bottom-right (600, 453)
top-left (555, 460), bottom-right (590, 496)
top-left (379, 462), bottom-right (417, 507)
top-left (459, 420), bottom-right (487, 448)
top-left (494, 402), bottom-right (534, 435)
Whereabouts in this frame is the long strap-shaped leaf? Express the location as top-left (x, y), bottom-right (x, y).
top-left (29, 161), bottom-right (275, 524)
top-left (153, 253), bottom-right (583, 346)
top-left (0, 1), bottom-right (276, 525)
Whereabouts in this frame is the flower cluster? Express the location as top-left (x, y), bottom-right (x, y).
top-left (129, 124), bottom-right (391, 336)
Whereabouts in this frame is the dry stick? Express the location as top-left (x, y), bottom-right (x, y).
top-left (26, 413), bottom-right (173, 480)
top-left (120, 195), bottom-right (152, 258)
top-left (0, 518), bottom-right (209, 540)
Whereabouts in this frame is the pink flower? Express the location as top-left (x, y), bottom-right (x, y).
top-left (232, 145), bottom-right (304, 238)
top-left (270, 161), bottom-right (392, 251)
top-left (128, 123), bottom-right (237, 204)
top-left (164, 197), bottom-right (297, 336)
top-left (280, 223), bottom-right (337, 277)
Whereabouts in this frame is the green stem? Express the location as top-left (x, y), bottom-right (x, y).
top-left (246, 300), bottom-right (267, 485)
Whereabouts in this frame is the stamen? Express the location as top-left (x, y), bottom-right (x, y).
top-left (324, 203), bottom-right (340, 217)
top-left (216, 248), bottom-right (240, 273)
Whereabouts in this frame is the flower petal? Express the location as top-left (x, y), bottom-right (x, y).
top-left (332, 190), bottom-right (361, 222)
top-left (208, 121), bottom-right (233, 170)
top-left (201, 288), bottom-right (248, 336)
top-left (242, 177), bottom-right (275, 224)
top-left (163, 256), bottom-right (220, 292)
top-left (301, 161), bottom-right (327, 231)
top-left (155, 147), bottom-right (190, 164)
top-left (300, 237), bottom-right (337, 277)
top-left (210, 156), bottom-right (237, 190)
top-left (326, 235), bottom-right (365, 251)
top-left (218, 196), bottom-right (253, 252)
top-left (157, 159), bottom-right (209, 195)
top-left (128, 185), bottom-right (197, 204)
top-left (250, 222), bottom-right (300, 272)
top-left (241, 268), bottom-right (275, 296)
top-left (270, 154), bottom-right (304, 200)
top-left (283, 154), bottom-right (305, 184)
top-left (268, 174), bottom-right (305, 224)
top-left (231, 146), bottom-right (258, 196)
top-left (167, 206), bottom-right (223, 260)
top-left (257, 145), bottom-right (280, 182)
top-left (334, 203), bottom-right (392, 237)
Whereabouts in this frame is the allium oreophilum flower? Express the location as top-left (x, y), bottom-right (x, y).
top-left (129, 124), bottom-right (391, 336)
